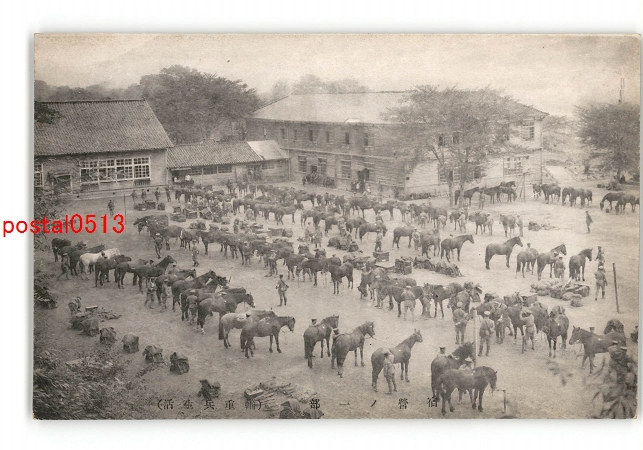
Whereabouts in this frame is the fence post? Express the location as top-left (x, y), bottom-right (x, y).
top-left (612, 263), bottom-right (620, 313)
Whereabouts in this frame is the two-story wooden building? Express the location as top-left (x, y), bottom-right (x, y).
top-left (246, 92), bottom-right (547, 196)
top-left (34, 100), bottom-right (173, 195)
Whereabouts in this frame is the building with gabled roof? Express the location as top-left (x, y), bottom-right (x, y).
top-left (34, 99), bottom-right (173, 195)
top-left (167, 140), bottom-right (288, 184)
top-left (247, 91), bottom-right (548, 196)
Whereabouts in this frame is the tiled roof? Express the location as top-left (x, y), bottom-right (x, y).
top-left (253, 91), bottom-right (547, 124)
top-left (35, 100), bottom-right (173, 156)
top-left (247, 140), bottom-right (288, 161)
top-left (167, 140), bottom-right (269, 169)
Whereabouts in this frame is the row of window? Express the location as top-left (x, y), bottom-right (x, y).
top-left (80, 157), bottom-right (151, 184)
top-left (438, 165), bottom-right (484, 184)
top-left (296, 156), bottom-right (359, 180)
top-left (267, 126), bottom-right (370, 147)
top-left (187, 165), bottom-right (233, 176)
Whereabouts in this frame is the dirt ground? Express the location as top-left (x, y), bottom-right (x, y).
top-left (33, 180), bottom-right (639, 419)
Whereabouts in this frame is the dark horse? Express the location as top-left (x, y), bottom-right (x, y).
top-left (430, 342), bottom-right (476, 399)
top-left (436, 366), bottom-right (498, 415)
top-left (569, 326), bottom-right (626, 373)
top-left (370, 329), bottom-right (423, 391)
top-left (328, 262), bottom-right (354, 295)
top-left (604, 319), bottom-right (625, 335)
top-left (568, 248), bottom-right (592, 281)
top-left (304, 315), bottom-right (340, 368)
top-left (485, 237), bottom-right (523, 270)
top-left (440, 234), bottom-right (474, 262)
top-left (240, 316), bottom-right (295, 358)
top-left (331, 321), bottom-right (375, 378)
top-left (536, 244), bottom-right (567, 280)
top-left (515, 246), bottom-right (539, 278)
top-left (542, 312), bottom-right (569, 357)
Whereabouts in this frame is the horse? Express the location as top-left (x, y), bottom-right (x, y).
top-left (240, 316), bottom-right (295, 358)
top-left (79, 248), bottom-right (121, 278)
top-left (51, 238), bottom-right (72, 262)
top-left (219, 310), bottom-right (276, 349)
top-left (131, 255), bottom-right (176, 292)
top-left (371, 330), bottom-right (423, 391)
top-left (600, 192), bottom-right (624, 211)
top-left (617, 194), bottom-right (639, 213)
top-left (499, 214), bottom-right (517, 237)
top-left (604, 319), bottom-right (625, 335)
top-left (568, 248), bottom-right (592, 281)
top-left (392, 226), bottom-right (415, 248)
top-left (304, 315), bottom-right (340, 368)
top-left (485, 237), bottom-right (522, 270)
top-left (170, 270), bottom-right (221, 313)
top-left (198, 292), bottom-right (255, 334)
top-left (420, 230), bottom-right (441, 257)
top-left (470, 212), bottom-right (490, 235)
top-left (569, 326), bottom-right (626, 373)
top-left (437, 366), bottom-right (497, 415)
top-left (328, 263), bottom-right (354, 295)
top-left (440, 234), bottom-right (474, 262)
top-left (430, 342), bottom-right (477, 399)
top-left (515, 246), bottom-right (539, 278)
top-left (423, 283), bottom-right (464, 318)
top-left (331, 322), bottom-right (375, 378)
top-left (536, 244), bottom-right (567, 280)
top-left (358, 222), bottom-right (386, 241)
top-left (154, 268), bottom-right (197, 302)
top-left (542, 312), bottom-right (569, 357)
top-left (297, 257), bottom-right (329, 286)
top-left (94, 255), bottom-right (131, 286)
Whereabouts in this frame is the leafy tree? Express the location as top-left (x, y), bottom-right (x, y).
top-left (576, 102), bottom-right (640, 179)
top-left (292, 74), bottom-right (369, 95)
top-left (386, 86), bottom-right (522, 204)
top-left (140, 65), bottom-right (259, 144)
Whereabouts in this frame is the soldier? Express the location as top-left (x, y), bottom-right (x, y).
top-left (267, 250), bottom-right (278, 277)
top-left (554, 255), bottom-right (565, 279)
top-left (192, 246), bottom-right (200, 268)
top-left (161, 280), bottom-right (171, 312)
top-left (276, 274), bottom-right (289, 306)
top-left (154, 187), bottom-right (161, 203)
top-left (594, 263), bottom-right (608, 301)
top-left (522, 310), bottom-right (536, 351)
top-left (313, 225), bottom-right (323, 249)
top-left (585, 210), bottom-right (593, 233)
top-left (382, 350), bottom-right (397, 394)
top-left (412, 229), bottom-right (420, 251)
top-left (375, 230), bottom-right (383, 252)
top-left (107, 199), bottom-right (115, 216)
top-left (144, 280), bottom-right (157, 308)
top-left (596, 246), bottom-right (605, 265)
top-left (452, 302), bottom-right (468, 344)
top-left (460, 356), bottom-right (474, 372)
top-left (165, 185), bottom-right (171, 202)
top-left (186, 290), bottom-right (199, 324)
top-left (153, 233), bottom-right (164, 258)
top-left (401, 286), bottom-right (416, 321)
top-left (56, 253), bottom-right (71, 280)
top-left (516, 214), bottom-right (524, 237)
top-left (141, 189), bottom-right (147, 202)
top-left (478, 310), bottom-right (495, 357)
top-left (131, 189), bottom-right (138, 204)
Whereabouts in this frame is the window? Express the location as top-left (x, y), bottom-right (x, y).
top-left (280, 128), bottom-right (286, 140)
top-left (318, 157), bottom-right (327, 175)
top-left (344, 132), bottom-right (350, 145)
top-left (521, 121), bottom-right (535, 140)
top-left (452, 132), bottom-right (461, 145)
top-left (364, 133), bottom-right (369, 147)
top-left (218, 165), bottom-right (232, 174)
top-left (293, 129), bottom-right (298, 141)
top-left (340, 159), bottom-right (351, 179)
top-left (298, 156), bottom-right (307, 173)
top-left (262, 162), bottom-right (275, 170)
top-left (503, 156), bottom-right (524, 176)
top-left (309, 129), bottom-right (314, 142)
top-left (34, 162), bottom-right (43, 187)
top-left (326, 130), bottom-right (331, 143)
top-left (189, 167), bottom-right (203, 176)
top-left (203, 166), bottom-right (217, 175)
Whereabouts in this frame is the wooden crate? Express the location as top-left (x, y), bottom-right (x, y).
top-left (373, 251), bottom-right (389, 262)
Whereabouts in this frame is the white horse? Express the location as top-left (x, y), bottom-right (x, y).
top-left (79, 248), bottom-right (120, 278)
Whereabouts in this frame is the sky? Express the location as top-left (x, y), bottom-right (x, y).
top-left (34, 34), bottom-right (640, 116)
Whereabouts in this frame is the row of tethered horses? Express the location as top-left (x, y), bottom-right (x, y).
top-left (533, 183), bottom-right (639, 213)
top-left (49, 182), bottom-right (627, 415)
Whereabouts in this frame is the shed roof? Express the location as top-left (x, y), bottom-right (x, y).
top-left (35, 100), bottom-right (173, 156)
top-left (167, 140), bottom-right (284, 169)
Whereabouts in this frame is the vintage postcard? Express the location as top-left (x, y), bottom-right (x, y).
top-left (32, 34), bottom-right (639, 419)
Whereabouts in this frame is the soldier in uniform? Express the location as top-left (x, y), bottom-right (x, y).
top-left (144, 280), bottom-right (157, 308)
top-left (154, 187), bottom-right (161, 203)
top-left (596, 246), bottom-right (605, 265)
top-left (554, 255), bottom-right (566, 279)
top-left (382, 350), bottom-right (397, 394)
top-left (452, 302), bottom-right (468, 344)
top-left (585, 210), bottom-right (593, 233)
top-left (594, 263), bottom-right (608, 301)
top-left (186, 290), bottom-right (199, 324)
top-left (522, 310), bottom-right (536, 351)
top-left (478, 310), bottom-right (495, 357)
top-left (401, 286), bottom-right (416, 321)
top-left (153, 233), bottom-right (164, 258)
top-left (375, 230), bottom-right (383, 252)
top-left (517, 214), bottom-right (524, 237)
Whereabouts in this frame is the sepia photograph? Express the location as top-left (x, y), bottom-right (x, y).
top-left (29, 32), bottom-right (640, 420)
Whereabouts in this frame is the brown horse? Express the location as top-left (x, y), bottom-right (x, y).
top-left (392, 226), bottom-right (415, 248)
top-left (499, 214), bottom-right (517, 237)
top-left (440, 234), bottom-right (474, 262)
top-left (436, 366), bottom-right (497, 415)
top-left (197, 291), bottom-right (255, 333)
top-left (604, 319), bottom-right (625, 335)
top-left (371, 330), bottom-right (423, 391)
top-left (542, 312), bottom-right (569, 357)
top-left (515, 246), bottom-right (539, 278)
top-left (328, 262), bottom-right (354, 295)
top-left (430, 342), bottom-right (477, 399)
top-left (569, 326), bottom-right (626, 373)
top-left (219, 310), bottom-right (276, 348)
top-left (536, 244), bottom-right (567, 280)
top-left (485, 237), bottom-right (523, 269)
top-left (304, 315), bottom-right (340, 368)
top-left (240, 316), bottom-right (296, 358)
top-left (568, 248), bottom-right (592, 281)
top-left (331, 322), bottom-right (375, 377)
